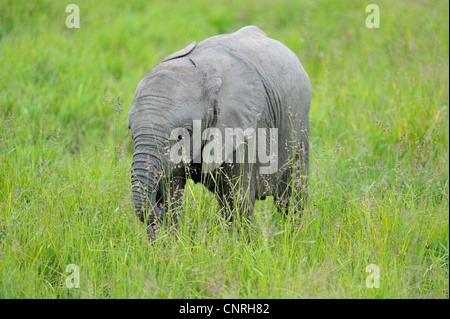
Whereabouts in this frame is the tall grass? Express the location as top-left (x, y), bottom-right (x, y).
top-left (0, 0), bottom-right (448, 298)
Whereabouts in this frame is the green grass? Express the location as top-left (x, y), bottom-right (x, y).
top-left (0, 0), bottom-right (448, 298)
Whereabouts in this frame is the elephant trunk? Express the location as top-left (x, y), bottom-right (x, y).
top-left (131, 134), bottom-right (168, 224)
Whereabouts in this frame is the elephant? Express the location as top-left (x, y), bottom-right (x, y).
top-left (128, 26), bottom-right (311, 238)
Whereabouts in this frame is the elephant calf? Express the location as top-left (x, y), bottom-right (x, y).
top-left (128, 26), bottom-right (311, 237)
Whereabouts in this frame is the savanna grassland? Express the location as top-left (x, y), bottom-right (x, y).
top-left (0, 0), bottom-right (448, 298)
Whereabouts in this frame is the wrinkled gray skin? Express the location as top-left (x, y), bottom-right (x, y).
top-left (128, 26), bottom-right (311, 238)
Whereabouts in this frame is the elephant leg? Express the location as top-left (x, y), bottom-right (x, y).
top-left (169, 173), bottom-right (186, 224)
top-left (292, 152), bottom-right (309, 213)
top-left (275, 159), bottom-right (308, 216)
top-left (274, 194), bottom-right (290, 215)
top-left (273, 172), bottom-right (290, 215)
top-left (218, 163), bottom-right (256, 222)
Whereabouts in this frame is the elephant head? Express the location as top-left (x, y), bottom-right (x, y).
top-left (128, 42), bottom-right (222, 226)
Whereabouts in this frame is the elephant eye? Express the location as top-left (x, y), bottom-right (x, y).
top-left (178, 135), bottom-right (183, 141)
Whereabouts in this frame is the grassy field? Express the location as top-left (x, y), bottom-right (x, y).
top-left (0, 0), bottom-right (448, 299)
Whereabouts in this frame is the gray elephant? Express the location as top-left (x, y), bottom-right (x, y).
top-left (128, 26), bottom-right (311, 237)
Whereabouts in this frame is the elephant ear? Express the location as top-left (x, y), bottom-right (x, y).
top-left (161, 41), bottom-right (197, 63)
